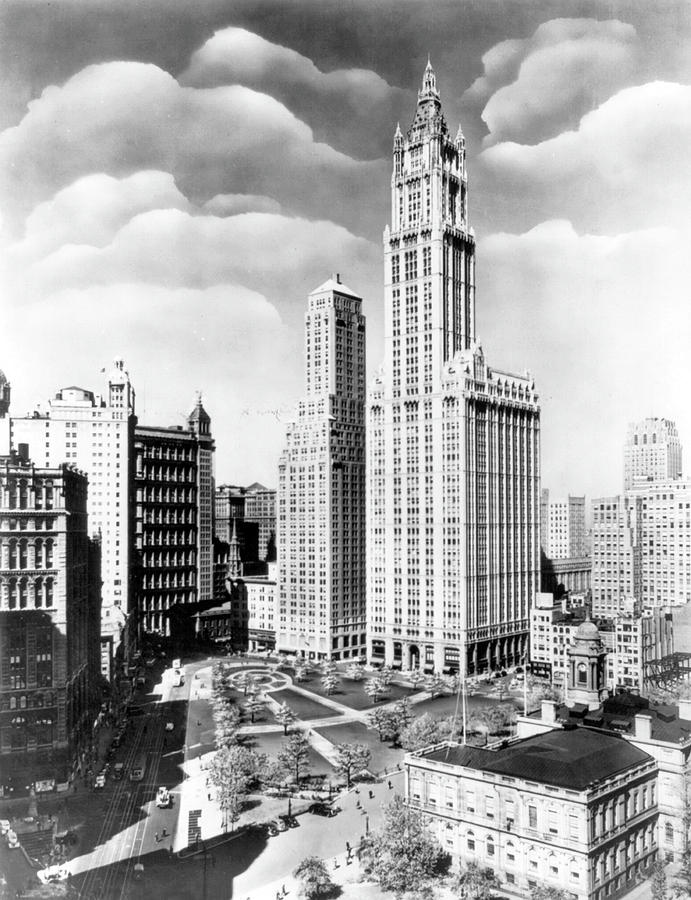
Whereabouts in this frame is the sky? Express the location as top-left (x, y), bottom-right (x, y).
top-left (1, 0), bottom-right (691, 501)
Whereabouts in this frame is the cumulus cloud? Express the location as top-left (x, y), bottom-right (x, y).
top-left (466, 18), bottom-right (640, 145)
top-left (478, 219), bottom-right (691, 497)
top-left (3, 281), bottom-right (295, 484)
top-left (0, 61), bottom-right (386, 239)
top-left (202, 193), bottom-right (282, 216)
top-left (179, 27), bottom-right (410, 159)
top-left (478, 81), bottom-right (691, 234)
top-left (22, 207), bottom-right (379, 318)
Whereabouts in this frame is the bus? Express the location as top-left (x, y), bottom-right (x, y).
top-left (130, 753), bottom-right (147, 782)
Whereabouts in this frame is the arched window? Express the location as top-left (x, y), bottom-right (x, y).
top-left (18, 481), bottom-right (28, 509)
top-left (45, 539), bottom-right (53, 568)
top-left (8, 577), bottom-right (17, 609)
top-left (467, 830), bottom-right (475, 851)
top-left (34, 538), bottom-right (43, 568)
top-left (34, 578), bottom-right (43, 608)
top-left (578, 662), bottom-right (588, 685)
top-left (18, 578), bottom-right (28, 609)
top-left (665, 822), bottom-right (674, 844)
top-left (45, 578), bottom-right (53, 607)
top-left (8, 539), bottom-right (17, 568)
top-left (487, 835), bottom-right (495, 857)
top-left (18, 539), bottom-right (27, 569)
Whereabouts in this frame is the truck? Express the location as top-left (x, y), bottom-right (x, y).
top-left (172, 668), bottom-right (184, 687)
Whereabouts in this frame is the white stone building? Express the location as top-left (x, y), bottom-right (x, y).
top-left (277, 275), bottom-right (366, 660)
top-left (540, 490), bottom-right (588, 560)
top-left (10, 359), bottom-right (136, 677)
top-left (624, 418), bottom-right (682, 491)
top-left (367, 63), bottom-right (540, 675)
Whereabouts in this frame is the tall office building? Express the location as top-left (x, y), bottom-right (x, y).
top-left (540, 490), bottom-right (587, 559)
top-left (0, 450), bottom-right (101, 789)
top-left (245, 483), bottom-right (276, 562)
top-left (624, 417), bottom-right (682, 490)
top-left (10, 360), bottom-right (136, 677)
top-left (277, 274), bottom-right (366, 660)
top-left (133, 397), bottom-right (215, 636)
top-left (367, 64), bottom-right (540, 674)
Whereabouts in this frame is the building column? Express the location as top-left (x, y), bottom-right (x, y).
top-left (384, 637), bottom-right (395, 666)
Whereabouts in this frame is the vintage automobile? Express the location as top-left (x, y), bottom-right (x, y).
top-left (156, 786), bottom-right (171, 808)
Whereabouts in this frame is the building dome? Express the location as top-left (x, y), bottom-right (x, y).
top-left (575, 619), bottom-right (600, 641)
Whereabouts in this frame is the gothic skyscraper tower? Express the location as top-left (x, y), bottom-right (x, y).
top-left (367, 64), bottom-right (541, 675)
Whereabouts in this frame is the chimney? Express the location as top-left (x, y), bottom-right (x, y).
top-left (17, 443), bottom-right (29, 462)
top-left (634, 713), bottom-right (652, 740)
top-left (541, 700), bottom-right (558, 724)
top-left (332, 273), bottom-right (341, 284)
top-left (678, 698), bottom-right (691, 722)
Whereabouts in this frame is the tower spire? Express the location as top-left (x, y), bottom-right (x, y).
top-left (419, 57), bottom-right (440, 103)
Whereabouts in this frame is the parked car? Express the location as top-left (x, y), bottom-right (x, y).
top-left (6, 828), bottom-right (19, 849)
top-left (308, 802), bottom-right (337, 817)
top-left (112, 763), bottom-right (125, 781)
top-left (0, 819), bottom-right (10, 835)
top-left (156, 786), bottom-right (171, 808)
top-left (94, 774), bottom-right (106, 790)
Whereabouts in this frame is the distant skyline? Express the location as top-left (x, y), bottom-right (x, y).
top-left (2, 0), bottom-right (690, 499)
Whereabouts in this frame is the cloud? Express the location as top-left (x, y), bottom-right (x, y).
top-left (0, 61), bottom-right (386, 239)
top-left (10, 170), bottom-right (190, 262)
top-left (3, 281), bottom-right (295, 485)
top-left (478, 219), bottom-right (691, 498)
top-left (466, 18), bottom-right (640, 145)
top-left (179, 27), bottom-right (410, 159)
top-left (202, 193), bottom-right (282, 216)
top-left (22, 206), bottom-right (379, 320)
top-left (478, 81), bottom-right (691, 234)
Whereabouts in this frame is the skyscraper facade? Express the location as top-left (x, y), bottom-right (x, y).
top-left (540, 489), bottom-right (588, 559)
top-left (624, 417), bottom-right (682, 490)
top-left (0, 450), bottom-right (101, 788)
top-left (367, 64), bottom-right (540, 675)
top-left (133, 397), bottom-right (215, 637)
top-left (277, 275), bottom-right (366, 660)
top-left (10, 360), bottom-right (136, 677)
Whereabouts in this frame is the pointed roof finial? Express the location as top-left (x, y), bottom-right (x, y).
top-left (393, 121), bottom-right (403, 148)
top-left (418, 57), bottom-right (440, 103)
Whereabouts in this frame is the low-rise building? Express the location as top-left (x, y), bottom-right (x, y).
top-left (530, 594), bottom-right (674, 693)
top-left (406, 727), bottom-right (657, 899)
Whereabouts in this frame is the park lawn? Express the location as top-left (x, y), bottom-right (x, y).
top-left (411, 690), bottom-right (522, 720)
top-left (314, 721), bottom-right (406, 775)
top-left (245, 729), bottom-right (335, 779)
top-left (286, 674), bottom-right (416, 711)
top-left (271, 688), bottom-right (343, 720)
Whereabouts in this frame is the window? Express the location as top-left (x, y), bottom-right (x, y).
top-left (665, 822), bottom-right (674, 844)
top-left (487, 837), bottom-right (495, 857)
top-left (467, 831), bottom-right (475, 851)
top-left (529, 806), bottom-right (537, 829)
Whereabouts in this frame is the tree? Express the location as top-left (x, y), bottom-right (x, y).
top-left (452, 862), bottom-right (500, 900)
top-left (321, 672), bottom-right (340, 695)
top-left (400, 714), bottom-right (453, 751)
top-left (360, 795), bottom-right (449, 897)
top-left (345, 663), bottom-right (365, 681)
top-left (406, 669), bottom-right (427, 691)
top-left (277, 731), bottom-right (312, 784)
top-left (364, 676), bottom-right (387, 703)
top-left (673, 847), bottom-right (691, 898)
top-left (293, 856), bottom-right (335, 900)
top-left (391, 698), bottom-right (414, 743)
top-left (426, 674), bottom-right (450, 699)
top-left (334, 743), bottom-right (371, 788)
top-left (379, 664), bottom-right (395, 686)
top-left (244, 694), bottom-right (264, 723)
top-left (320, 659), bottom-right (338, 676)
top-left (650, 860), bottom-right (669, 900)
top-left (275, 701), bottom-right (297, 735)
top-left (294, 662), bottom-right (310, 683)
top-left (236, 671), bottom-right (257, 696)
top-left (213, 701), bottom-right (241, 748)
top-left (208, 746), bottom-right (253, 831)
top-left (368, 706), bottom-right (398, 742)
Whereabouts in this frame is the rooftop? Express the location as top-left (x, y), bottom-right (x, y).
top-left (416, 727), bottom-right (653, 791)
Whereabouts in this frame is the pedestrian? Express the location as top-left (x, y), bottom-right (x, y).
top-left (281, 885), bottom-right (286, 896)
top-left (354, 788), bottom-right (360, 794)
top-left (333, 858), bottom-right (340, 869)
top-left (356, 800), bottom-right (361, 809)
top-left (197, 720), bottom-right (201, 727)
top-left (388, 780), bottom-right (392, 789)
top-left (155, 832), bottom-right (159, 842)
top-left (208, 793), bottom-right (212, 801)
top-left (346, 841), bottom-right (351, 852)
top-left (368, 790), bottom-right (374, 799)
top-left (162, 827), bottom-right (167, 837)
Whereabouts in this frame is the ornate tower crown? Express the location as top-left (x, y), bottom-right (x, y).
top-left (418, 58), bottom-right (440, 103)
top-left (410, 59), bottom-right (447, 139)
